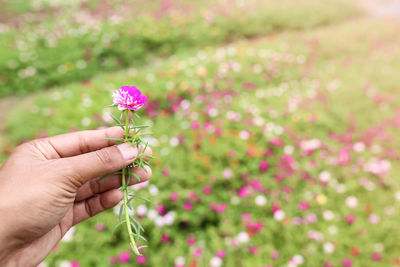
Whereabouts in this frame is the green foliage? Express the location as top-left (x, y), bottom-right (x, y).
top-left (0, 0), bottom-right (359, 96)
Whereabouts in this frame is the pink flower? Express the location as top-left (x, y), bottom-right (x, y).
top-left (161, 234), bottom-right (170, 243)
top-left (346, 214), bottom-right (356, 224)
top-left (203, 186), bottom-right (212, 194)
top-left (193, 248), bottom-right (203, 258)
top-left (183, 202), bottom-right (193, 211)
top-left (162, 168), bottom-right (171, 177)
top-left (259, 160), bottom-right (269, 173)
top-left (324, 262), bottom-right (333, 267)
top-left (157, 204), bottom-right (166, 215)
top-left (216, 250), bottom-right (226, 258)
top-left (191, 121), bottom-right (200, 130)
top-left (119, 252), bottom-right (131, 263)
top-left (112, 86), bottom-right (147, 111)
top-left (187, 236), bottom-right (196, 246)
top-left (342, 258), bottom-right (352, 267)
top-left (270, 251), bottom-right (280, 260)
top-left (269, 137), bottom-right (283, 146)
top-left (249, 246), bottom-right (259, 254)
top-left (109, 257), bottom-right (118, 265)
top-left (70, 261), bottom-right (80, 267)
top-left (371, 252), bottom-right (382, 261)
top-left (94, 223), bottom-right (105, 232)
top-left (170, 192), bottom-right (179, 201)
top-left (299, 201), bottom-right (310, 211)
top-left (136, 255), bottom-right (147, 264)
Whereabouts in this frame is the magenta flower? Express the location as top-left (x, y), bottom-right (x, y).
top-left (342, 258), bottom-right (352, 267)
top-left (183, 202), bottom-right (193, 211)
top-left (118, 252), bottom-right (131, 263)
top-left (216, 250), bottom-right (226, 259)
top-left (259, 160), bottom-right (269, 173)
top-left (187, 236), bottom-right (196, 246)
top-left (112, 86), bottom-right (147, 111)
top-left (136, 255), bottom-right (147, 264)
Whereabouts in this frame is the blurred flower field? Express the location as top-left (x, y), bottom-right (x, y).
top-left (2, 0), bottom-right (400, 267)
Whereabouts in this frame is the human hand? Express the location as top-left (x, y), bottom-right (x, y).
top-left (0, 127), bottom-right (152, 266)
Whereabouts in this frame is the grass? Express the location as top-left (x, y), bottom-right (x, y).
top-left (2, 16), bottom-right (400, 266)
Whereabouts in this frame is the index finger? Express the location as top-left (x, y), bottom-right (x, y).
top-left (46, 127), bottom-right (124, 158)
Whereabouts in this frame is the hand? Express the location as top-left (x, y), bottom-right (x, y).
top-left (0, 127), bottom-right (152, 267)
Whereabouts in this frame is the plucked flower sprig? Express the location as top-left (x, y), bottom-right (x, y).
top-left (101, 85), bottom-right (154, 255)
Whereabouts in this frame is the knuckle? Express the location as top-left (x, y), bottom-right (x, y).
top-left (95, 148), bottom-right (113, 165)
top-left (78, 134), bottom-right (91, 154)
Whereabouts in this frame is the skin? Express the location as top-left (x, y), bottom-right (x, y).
top-left (0, 127), bottom-right (152, 266)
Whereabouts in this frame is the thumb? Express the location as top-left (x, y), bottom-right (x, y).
top-left (60, 142), bottom-right (138, 188)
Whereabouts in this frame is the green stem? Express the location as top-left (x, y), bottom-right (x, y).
top-left (122, 109), bottom-right (141, 255)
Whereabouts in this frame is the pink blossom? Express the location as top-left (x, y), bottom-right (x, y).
top-left (259, 160), bottom-right (269, 173)
top-left (94, 223), bottom-right (105, 232)
top-left (324, 262), bottom-right (333, 267)
top-left (339, 148), bottom-right (350, 165)
top-left (136, 255), bottom-right (146, 264)
top-left (183, 202), bottom-right (193, 211)
top-left (193, 248), bottom-right (203, 258)
top-left (249, 246), bottom-right (259, 254)
top-left (170, 192), bottom-right (179, 201)
top-left (250, 180), bottom-right (263, 191)
top-left (269, 137), bottom-right (284, 146)
top-left (299, 201), bottom-right (310, 211)
top-left (161, 234), bottom-right (170, 243)
top-left (119, 252), bottom-right (131, 263)
top-left (342, 258), bottom-right (352, 267)
top-left (271, 251), bottom-right (280, 260)
top-left (346, 214), bottom-right (356, 224)
top-left (162, 168), bottom-right (171, 177)
top-left (70, 261), bottom-right (80, 267)
top-left (191, 121), bottom-right (200, 130)
top-left (157, 204), bottom-right (166, 215)
top-left (203, 186), bottom-right (212, 195)
top-left (187, 236), bottom-right (196, 246)
top-left (112, 86), bottom-right (147, 111)
top-left (371, 252), bottom-right (382, 261)
top-left (216, 250), bottom-right (226, 258)
top-left (109, 256), bottom-right (118, 265)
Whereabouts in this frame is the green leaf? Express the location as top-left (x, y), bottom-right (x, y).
top-left (97, 171), bottom-right (122, 182)
top-left (129, 194), bottom-right (151, 203)
top-left (112, 220), bottom-right (126, 235)
top-left (111, 113), bottom-right (122, 125)
top-left (104, 138), bottom-right (124, 142)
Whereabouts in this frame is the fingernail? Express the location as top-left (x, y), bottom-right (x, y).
top-left (117, 142), bottom-right (138, 161)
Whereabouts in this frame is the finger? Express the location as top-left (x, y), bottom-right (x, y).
top-left (45, 127), bottom-right (125, 158)
top-left (73, 189), bottom-right (124, 225)
top-left (75, 165), bottom-right (152, 202)
top-left (60, 142), bottom-right (138, 187)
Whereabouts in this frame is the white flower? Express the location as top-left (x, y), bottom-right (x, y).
top-left (328, 225), bottom-right (338, 235)
top-left (323, 242), bottom-right (335, 254)
top-left (274, 210), bottom-right (285, 221)
top-left (319, 171), bottom-right (331, 183)
top-left (345, 196), bottom-right (358, 208)
top-left (255, 195), bottom-right (267, 206)
top-left (353, 142), bottom-right (365, 152)
top-left (323, 210), bottom-right (335, 221)
top-left (175, 256), bottom-right (185, 265)
top-left (149, 185), bottom-right (159, 196)
top-left (210, 257), bottom-right (223, 267)
top-left (293, 254), bottom-right (304, 264)
top-left (136, 204), bottom-right (148, 216)
top-left (147, 209), bottom-right (158, 220)
top-left (237, 232), bottom-right (249, 243)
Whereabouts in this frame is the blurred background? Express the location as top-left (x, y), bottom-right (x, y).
top-left (1, 0), bottom-right (400, 266)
